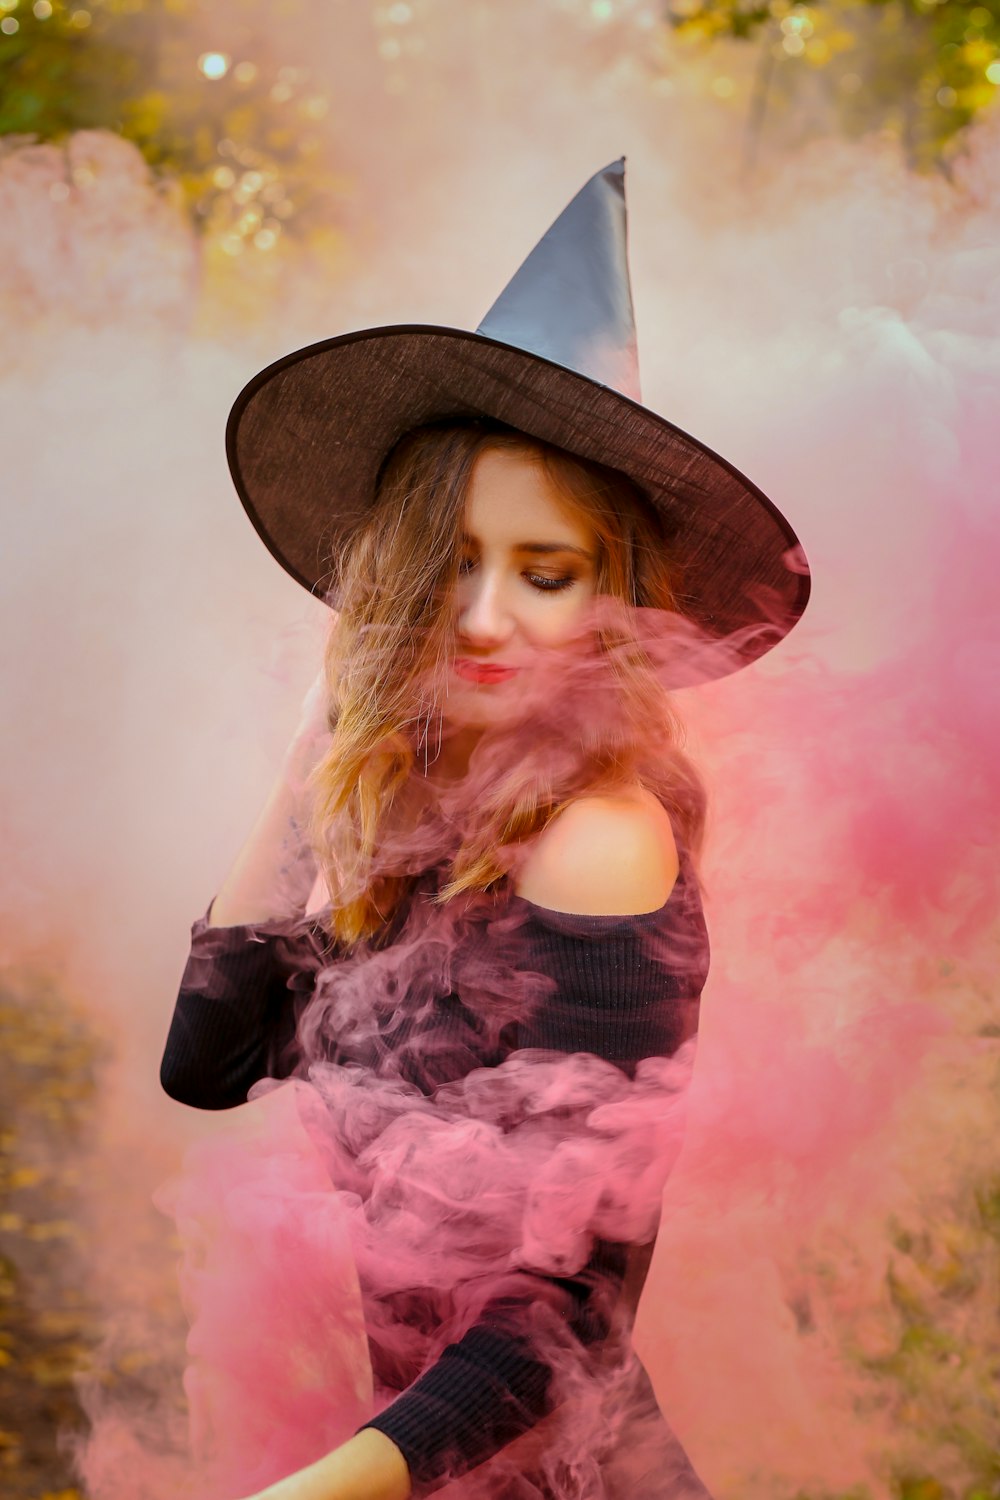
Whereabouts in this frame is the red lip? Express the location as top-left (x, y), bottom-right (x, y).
top-left (453, 658), bottom-right (521, 684)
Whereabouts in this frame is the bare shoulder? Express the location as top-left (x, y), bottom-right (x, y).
top-left (514, 785), bottom-right (679, 917)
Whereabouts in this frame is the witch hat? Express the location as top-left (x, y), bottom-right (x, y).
top-left (226, 159), bottom-right (810, 682)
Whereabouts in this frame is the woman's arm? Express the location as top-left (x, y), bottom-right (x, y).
top-left (160, 671), bottom-right (335, 1107)
top-left (208, 671), bottom-right (333, 928)
top-left (357, 1239), bottom-right (635, 1494)
top-left (159, 901), bottom-right (325, 1108)
top-left (237, 1429), bottom-right (411, 1500)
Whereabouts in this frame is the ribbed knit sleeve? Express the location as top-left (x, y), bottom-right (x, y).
top-left (357, 1239), bottom-right (632, 1493)
top-left (159, 902), bottom-right (329, 1110)
top-left (356, 892), bottom-right (709, 1494)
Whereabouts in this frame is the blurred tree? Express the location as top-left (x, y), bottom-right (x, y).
top-left (664, 0), bottom-right (1000, 172)
top-left (0, 0), bottom-right (348, 257)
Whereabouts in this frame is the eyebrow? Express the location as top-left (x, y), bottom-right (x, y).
top-left (461, 533), bottom-right (596, 561)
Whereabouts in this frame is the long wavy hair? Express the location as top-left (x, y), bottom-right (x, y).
top-left (308, 419), bottom-right (708, 948)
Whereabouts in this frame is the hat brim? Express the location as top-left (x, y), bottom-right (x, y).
top-left (226, 325), bottom-right (810, 683)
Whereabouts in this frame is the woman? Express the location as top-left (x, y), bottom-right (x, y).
top-left (158, 162), bottom-right (810, 1500)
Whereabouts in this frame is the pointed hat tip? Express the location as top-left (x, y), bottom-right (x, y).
top-left (476, 153), bottom-right (640, 400)
top-left (596, 156), bottom-right (627, 201)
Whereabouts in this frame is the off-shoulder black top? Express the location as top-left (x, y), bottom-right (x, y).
top-left (160, 851), bottom-right (710, 1495)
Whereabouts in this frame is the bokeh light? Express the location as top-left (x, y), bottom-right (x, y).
top-left (198, 50), bottom-right (231, 80)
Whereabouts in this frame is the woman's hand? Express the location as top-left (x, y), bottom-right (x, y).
top-left (294, 662), bottom-right (335, 745)
top-left (207, 656), bottom-right (337, 928)
top-left (235, 1430), bottom-right (411, 1500)
top-left (282, 661), bottom-right (336, 787)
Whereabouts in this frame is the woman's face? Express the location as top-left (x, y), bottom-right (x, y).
top-left (442, 445), bottom-right (600, 729)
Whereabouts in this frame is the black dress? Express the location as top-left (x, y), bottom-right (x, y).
top-left (160, 838), bottom-right (714, 1499)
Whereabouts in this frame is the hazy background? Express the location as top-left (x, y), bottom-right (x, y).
top-left (2, 2), bottom-right (998, 1496)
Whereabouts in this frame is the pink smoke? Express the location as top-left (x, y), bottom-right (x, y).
top-left (2, 8), bottom-right (998, 1493)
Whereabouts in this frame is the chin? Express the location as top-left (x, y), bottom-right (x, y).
top-left (442, 688), bottom-right (525, 731)
top-left (443, 704), bottom-right (516, 731)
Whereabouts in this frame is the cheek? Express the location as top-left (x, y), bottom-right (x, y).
top-left (524, 586), bottom-right (595, 646)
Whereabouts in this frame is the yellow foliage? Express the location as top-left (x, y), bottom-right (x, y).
top-left (823, 26), bottom-right (859, 54)
top-left (122, 91), bottom-right (170, 139)
top-left (7, 1167), bottom-right (41, 1190)
top-left (222, 104), bottom-right (259, 140)
top-left (805, 37), bottom-right (831, 63)
top-left (25, 1220), bottom-right (79, 1242)
top-left (961, 36), bottom-right (995, 67)
top-left (959, 80), bottom-right (997, 110)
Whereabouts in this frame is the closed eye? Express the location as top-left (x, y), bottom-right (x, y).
top-left (458, 558), bottom-right (577, 593)
top-left (525, 572), bottom-right (576, 592)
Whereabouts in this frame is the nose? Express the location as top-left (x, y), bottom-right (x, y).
top-left (457, 568), bottom-right (515, 647)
